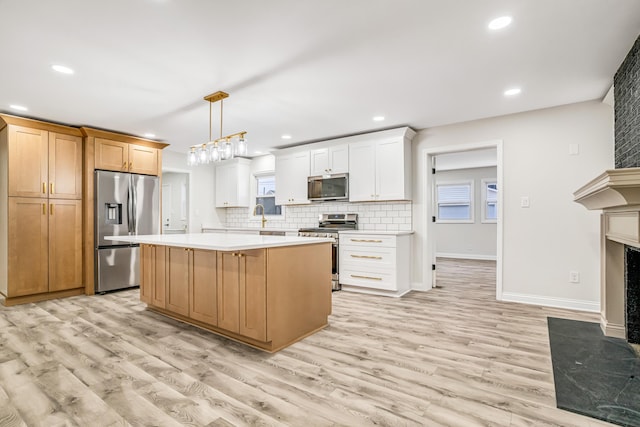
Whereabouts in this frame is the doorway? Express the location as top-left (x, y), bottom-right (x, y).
top-left (424, 140), bottom-right (504, 300)
top-left (161, 169), bottom-right (191, 234)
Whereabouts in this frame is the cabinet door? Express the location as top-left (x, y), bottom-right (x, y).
top-left (376, 139), bottom-right (409, 201)
top-left (275, 152), bottom-right (310, 205)
top-left (217, 251), bottom-right (240, 333)
top-left (166, 246), bottom-right (190, 316)
top-left (151, 245), bottom-right (166, 308)
top-left (48, 199), bottom-right (83, 291)
top-left (49, 133), bottom-right (82, 199)
top-left (129, 144), bottom-right (158, 176)
top-left (215, 165), bottom-right (231, 207)
top-left (190, 249), bottom-right (217, 326)
top-left (329, 145), bottom-right (349, 174)
top-left (95, 138), bottom-right (128, 172)
top-left (309, 148), bottom-right (329, 176)
top-left (8, 125), bottom-right (48, 198)
top-left (239, 249), bottom-right (267, 342)
top-left (348, 141), bottom-right (376, 202)
top-left (216, 161), bottom-right (250, 208)
top-left (8, 198), bottom-right (48, 296)
top-left (140, 244), bottom-right (153, 304)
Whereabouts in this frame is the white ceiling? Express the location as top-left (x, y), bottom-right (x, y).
top-left (1, 0), bottom-right (639, 156)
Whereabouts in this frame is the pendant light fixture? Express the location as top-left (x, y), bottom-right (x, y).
top-left (187, 91), bottom-right (248, 166)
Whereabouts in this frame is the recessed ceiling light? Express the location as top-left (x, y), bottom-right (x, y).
top-left (254, 150), bottom-right (263, 155)
top-left (281, 134), bottom-right (292, 140)
top-left (9, 104), bottom-right (28, 111)
top-left (504, 87), bottom-right (522, 96)
top-left (144, 133), bottom-right (156, 138)
top-left (51, 64), bottom-right (74, 74)
top-left (488, 16), bottom-right (512, 30)
top-left (373, 116), bottom-right (385, 122)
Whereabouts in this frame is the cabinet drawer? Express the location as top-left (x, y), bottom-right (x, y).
top-left (340, 246), bottom-right (395, 270)
top-left (340, 267), bottom-right (396, 291)
top-left (340, 234), bottom-right (396, 248)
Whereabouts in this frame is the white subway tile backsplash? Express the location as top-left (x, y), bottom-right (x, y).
top-left (223, 201), bottom-right (412, 232)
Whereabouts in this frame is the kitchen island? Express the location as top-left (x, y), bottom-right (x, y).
top-left (106, 234), bottom-right (333, 352)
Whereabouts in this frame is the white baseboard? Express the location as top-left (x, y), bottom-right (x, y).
top-left (410, 281), bottom-right (432, 292)
top-left (601, 316), bottom-right (626, 339)
top-left (501, 292), bottom-right (600, 312)
top-left (436, 252), bottom-right (497, 261)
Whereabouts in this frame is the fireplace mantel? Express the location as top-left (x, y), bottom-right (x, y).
top-left (574, 168), bottom-right (640, 343)
top-left (574, 167), bottom-right (640, 210)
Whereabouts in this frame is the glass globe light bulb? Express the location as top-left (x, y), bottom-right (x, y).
top-left (236, 137), bottom-right (248, 156)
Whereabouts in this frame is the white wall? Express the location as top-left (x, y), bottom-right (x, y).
top-left (413, 100), bottom-right (614, 311)
top-left (162, 150), bottom-right (223, 231)
top-left (435, 166), bottom-right (497, 259)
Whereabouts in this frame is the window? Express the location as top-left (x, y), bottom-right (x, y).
top-left (482, 179), bottom-right (498, 223)
top-left (255, 174), bottom-right (282, 216)
top-left (436, 181), bottom-right (473, 223)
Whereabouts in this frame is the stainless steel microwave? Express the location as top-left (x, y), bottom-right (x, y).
top-left (307, 173), bottom-right (349, 201)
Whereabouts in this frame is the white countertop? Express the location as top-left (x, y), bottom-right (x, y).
top-left (105, 233), bottom-right (333, 251)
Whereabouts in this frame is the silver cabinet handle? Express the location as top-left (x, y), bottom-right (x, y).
top-left (350, 239), bottom-right (383, 243)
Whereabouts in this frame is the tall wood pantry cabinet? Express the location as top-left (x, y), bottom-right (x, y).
top-left (0, 115), bottom-right (84, 306)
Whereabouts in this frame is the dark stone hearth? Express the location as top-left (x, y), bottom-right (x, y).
top-left (548, 317), bottom-right (640, 426)
top-left (625, 247), bottom-right (640, 344)
top-left (614, 34), bottom-right (640, 168)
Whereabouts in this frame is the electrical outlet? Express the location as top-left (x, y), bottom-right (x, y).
top-left (569, 271), bottom-right (580, 283)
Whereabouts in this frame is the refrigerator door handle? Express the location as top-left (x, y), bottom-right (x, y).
top-left (127, 180), bottom-right (133, 234)
top-left (132, 178), bottom-right (138, 234)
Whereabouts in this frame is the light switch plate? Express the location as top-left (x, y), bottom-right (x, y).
top-left (520, 196), bottom-right (530, 208)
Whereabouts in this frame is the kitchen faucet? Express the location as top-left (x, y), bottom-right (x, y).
top-left (253, 204), bottom-right (267, 228)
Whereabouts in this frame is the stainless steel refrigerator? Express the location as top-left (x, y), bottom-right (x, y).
top-left (95, 170), bottom-right (159, 293)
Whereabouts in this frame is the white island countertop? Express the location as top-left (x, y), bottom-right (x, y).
top-left (105, 233), bottom-right (333, 251)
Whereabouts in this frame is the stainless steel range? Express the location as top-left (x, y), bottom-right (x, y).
top-left (299, 213), bottom-right (358, 291)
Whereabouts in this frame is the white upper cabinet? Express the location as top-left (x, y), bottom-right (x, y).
top-left (215, 158), bottom-right (250, 208)
top-left (310, 144), bottom-right (349, 176)
top-left (349, 135), bottom-right (412, 202)
top-left (275, 151), bottom-right (310, 205)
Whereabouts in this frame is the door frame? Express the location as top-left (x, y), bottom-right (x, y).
top-left (162, 167), bottom-right (192, 233)
top-left (424, 139), bottom-right (504, 300)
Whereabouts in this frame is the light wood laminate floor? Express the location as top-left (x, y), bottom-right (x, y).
top-left (0, 259), bottom-right (615, 426)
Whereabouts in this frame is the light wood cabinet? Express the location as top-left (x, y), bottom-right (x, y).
top-left (95, 138), bottom-right (159, 175)
top-left (7, 126), bottom-right (82, 200)
top-left (349, 137), bottom-right (412, 202)
top-left (0, 115), bottom-right (84, 305)
top-left (139, 242), bottom-right (331, 352)
top-left (48, 199), bottom-right (83, 292)
top-left (215, 158), bottom-right (250, 208)
top-left (310, 144), bottom-right (348, 175)
top-left (275, 151), bottom-right (310, 205)
top-left (49, 133), bottom-right (83, 199)
top-left (190, 249), bottom-right (217, 326)
top-left (166, 246), bottom-right (190, 316)
top-left (7, 198), bottom-right (49, 296)
top-left (140, 244), bottom-right (166, 308)
top-left (217, 249), bottom-right (267, 342)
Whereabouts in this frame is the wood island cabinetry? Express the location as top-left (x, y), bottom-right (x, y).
top-left (0, 115), bottom-right (84, 306)
top-left (136, 236), bottom-right (332, 352)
